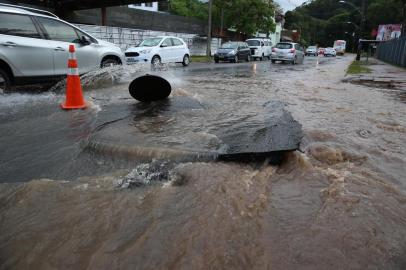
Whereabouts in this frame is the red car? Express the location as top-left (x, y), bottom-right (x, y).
top-left (318, 47), bottom-right (325, 55)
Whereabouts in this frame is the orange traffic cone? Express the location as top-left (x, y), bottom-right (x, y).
top-left (61, 44), bottom-right (87, 109)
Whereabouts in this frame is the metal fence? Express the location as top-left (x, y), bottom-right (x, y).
top-left (376, 37), bottom-right (406, 67)
top-left (75, 24), bottom-right (221, 56)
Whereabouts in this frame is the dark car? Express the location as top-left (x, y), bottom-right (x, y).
top-left (214, 42), bottom-right (251, 63)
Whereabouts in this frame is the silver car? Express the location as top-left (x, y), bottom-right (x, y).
top-left (0, 3), bottom-right (125, 92)
top-left (305, 45), bottom-right (318, 56)
top-left (271, 42), bottom-right (305, 64)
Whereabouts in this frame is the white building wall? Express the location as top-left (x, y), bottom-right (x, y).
top-left (269, 23), bottom-right (282, 46)
top-left (128, 3), bottom-right (158, 12)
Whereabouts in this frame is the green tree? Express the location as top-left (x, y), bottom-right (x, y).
top-left (169, 0), bottom-right (277, 36)
top-left (169, 0), bottom-right (207, 20)
top-left (284, 0), bottom-right (405, 49)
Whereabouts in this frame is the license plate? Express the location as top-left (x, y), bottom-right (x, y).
top-left (127, 57), bottom-right (138, 62)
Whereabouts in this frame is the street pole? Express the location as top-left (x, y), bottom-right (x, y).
top-left (101, 7), bottom-right (107, 26)
top-left (206, 0), bottom-right (213, 58)
top-left (356, 0), bottom-right (367, 61)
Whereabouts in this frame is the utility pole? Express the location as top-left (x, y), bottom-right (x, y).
top-left (356, 0), bottom-right (367, 61)
top-left (101, 7), bottom-right (107, 26)
top-left (206, 0), bottom-right (213, 58)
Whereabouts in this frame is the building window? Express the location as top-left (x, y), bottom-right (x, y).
top-left (145, 2), bottom-right (153, 7)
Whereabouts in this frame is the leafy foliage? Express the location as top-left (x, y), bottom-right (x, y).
top-left (169, 0), bottom-right (276, 36)
top-left (169, 0), bottom-right (208, 20)
top-left (284, 0), bottom-right (405, 48)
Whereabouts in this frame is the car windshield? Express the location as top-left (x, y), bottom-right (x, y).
top-left (220, 43), bottom-right (238, 49)
top-left (138, 38), bottom-right (163, 47)
top-left (276, 43), bottom-right (293, 49)
top-left (246, 40), bottom-right (260, 46)
top-left (308, 46), bottom-right (317, 49)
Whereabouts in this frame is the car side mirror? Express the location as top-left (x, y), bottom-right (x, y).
top-left (80, 35), bottom-right (91, 45)
top-left (160, 43), bottom-right (168, 48)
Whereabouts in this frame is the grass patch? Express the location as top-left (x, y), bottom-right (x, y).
top-left (191, 55), bottom-right (212, 63)
top-left (347, 60), bottom-right (373, 74)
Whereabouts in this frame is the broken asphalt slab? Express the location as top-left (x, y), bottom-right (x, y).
top-left (85, 97), bottom-right (302, 164)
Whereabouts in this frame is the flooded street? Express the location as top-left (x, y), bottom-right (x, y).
top-left (1, 55), bottom-right (406, 269)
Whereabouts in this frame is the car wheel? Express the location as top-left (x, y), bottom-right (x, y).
top-left (271, 59), bottom-right (276, 63)
top-left (151, 55), bottom-right (161, 66)
top-left (101, 58), bottom-right (120, 68)
top-left (182, 54), bottom-right (190, 66)
top-left (0, 68), bottom-right (11, 94)
top-left (260, 54), bottom-right (264, 61)
top-left (214, 59), bottom-right (219, 63)
top-left (247, 54), bottom-right (251, 62)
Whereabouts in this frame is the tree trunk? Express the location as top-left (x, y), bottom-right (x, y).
top-left (402, 0), bottom-right (406, 36)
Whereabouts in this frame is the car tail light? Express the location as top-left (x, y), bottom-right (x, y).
top-left (290, 48), bottom-right (295, 53)
top-left (272, 48), bottom-right (276, 52)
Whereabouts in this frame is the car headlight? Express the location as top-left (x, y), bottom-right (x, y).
top-left (139, 49), bottom-right (151, 54)
top-left (228, 50), bottom-right (235, 55)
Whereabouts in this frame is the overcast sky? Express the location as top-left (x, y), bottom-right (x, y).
top-left (276, 0), bottom-right (308, 12)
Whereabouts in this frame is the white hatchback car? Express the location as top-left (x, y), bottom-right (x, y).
top-left (324, 47), bottom-right (337, 57)
top-left (125, 36), bottom-right (190, 66)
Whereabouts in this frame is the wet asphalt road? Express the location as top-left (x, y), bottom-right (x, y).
top-left (2, 54), bottom-right (406, 270)
top-left (0, 56), bottom-right (335, 183)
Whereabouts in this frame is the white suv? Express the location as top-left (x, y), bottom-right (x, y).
top-left (0, 4), bottom-right (125, 92)
top-left (125, 36), bottom-right (190, 66)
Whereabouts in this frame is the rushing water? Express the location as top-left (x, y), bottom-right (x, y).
top-left (1, 56), bottom-right (406, 269)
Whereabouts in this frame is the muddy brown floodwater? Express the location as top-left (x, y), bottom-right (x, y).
top-left (1, 56), bottom-right (406, 270)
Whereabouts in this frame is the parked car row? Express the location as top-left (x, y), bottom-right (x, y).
top-left (305, 45), bottom-right (338, 57)
top-left (0, 3), bottom-right (340, 93)
top-left (213, 41), bottom-right (340, 65)
top-left (213, 40), bottom-right (308, 65)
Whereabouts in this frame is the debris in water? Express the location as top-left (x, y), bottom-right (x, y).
top-left (116, 160), bottom-right (173, 188)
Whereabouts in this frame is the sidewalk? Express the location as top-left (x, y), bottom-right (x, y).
top-left (345, 57), bottom-right (406, 91)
